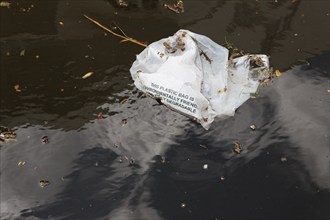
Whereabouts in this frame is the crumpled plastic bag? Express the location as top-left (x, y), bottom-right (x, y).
top-left (130, 29), bottom-right (270, 129)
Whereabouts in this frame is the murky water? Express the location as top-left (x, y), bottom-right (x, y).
top-left (1, 0), bottom-right (329, 219)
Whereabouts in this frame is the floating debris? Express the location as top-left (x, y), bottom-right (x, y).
top-left (250, 124), bottom-right (257, 131)
top-left (39, 180), bottom-right (50, 188)
top-left (17, 161), bottom-right (26, 166)
top-left (14, 84), bottom-right (21, 92)
top-left (161, 156), bottom-right (166, 163)
top-left (129, 158), bottom-right (135, 165)
top-left (41, 136), bottom-right (49, 144)
top-left (59, 21), bottom-right (64, 26)
top-left (20, 49), bottom-right (25, 56)
top-left (116, 0), bottom-right (128, 7)
top-left (233, 142), bottom-right (242, 154)
top-left (249, 92), bottom-right (259, 99)
top-left (0, 1), bottom-right (11, 8)
top-left (84, 15), bottom-right (147, 47)
top-left (35, 55), bottom-right (40, 59)
top-left (275, 69), bottom-right (282, 77)
top-left (281, 156), bottom-right (287, 162)
top-left (97, 112), bottom-right (103, 119)
top-left (121, 119), bottom-right (128, 126)
top-left (164, 0), bottom-right (184, 14)
top-left (199, 144), bottom-right (207, 149)
top-left (0, 127), bottom-right (17, 141)
top-left (181, 203), bottom-right (186, 208)
top-left (82, 71), bottom-right (94, 79)
top-left (202, 164), bottom-right (208, 170)
top-left (217, 87), bottom-right (227, 93)
top-left (120, 98), bottom-right (128, 104)
top-left (220, 176), bottom-right (225, 181)
top-left (95, 162), bottom-right (99, 166)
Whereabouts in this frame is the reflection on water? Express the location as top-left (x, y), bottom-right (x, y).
top-left (0, 0), bottom-right (329, 219)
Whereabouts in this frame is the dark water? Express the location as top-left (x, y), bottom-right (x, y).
top-left (0, 0), bottom-right (329, 219)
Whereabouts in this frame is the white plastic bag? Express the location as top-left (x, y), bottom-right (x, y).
top-left (130, 30), bottom-right (270, 129)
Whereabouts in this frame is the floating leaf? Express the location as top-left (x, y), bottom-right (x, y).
top-left (275, 69), bottom-right (282, 77)
top-left (217, 87), bottom-right (227, 93)
top-left (20, 49), bottom-right (25, 56)
top-left (233, 142), bottom-right (242, 154)
top-left (250, 92), bottom-right (259, 99)
top-left (0, 1), bottom-right (11, 8)
top-left (14, 84), bottom-right (21, 92)
top-left (82, 71), bottom-right (94, 79)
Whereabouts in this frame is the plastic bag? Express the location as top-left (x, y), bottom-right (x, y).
top-left (130, 30), bottom-right (270, 129)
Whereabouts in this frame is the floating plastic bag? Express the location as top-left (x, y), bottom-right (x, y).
top-left (130, 30), bottom-right (270, 129)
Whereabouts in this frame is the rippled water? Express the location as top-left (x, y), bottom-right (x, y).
top-left (1, 0), bottom-right (329, 219)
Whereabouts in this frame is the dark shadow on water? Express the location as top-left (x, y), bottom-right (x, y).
top-left (149, 133), bottom-right (329, 220)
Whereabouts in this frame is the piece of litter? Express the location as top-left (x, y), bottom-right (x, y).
top-left (39, 180), bottom-right (50, 188)
top-left (98, 112), bottom-right (103, 119)
top-left (250, 124), bottom-right (257, 131)
top-left (59, 21), bottom-right (64, 26)
top-left (130, 30), bottom-right (271, 129)
top-left (181, 203), bottom-right (186, 208)
top-left (220, 176), bottom-right (225, 181)
top-left (203, 164), bottom-right (208, 170)
top-left (20, 50), bottom-right (25, 56)
top-left (82, 71), bottom-right (94, 79)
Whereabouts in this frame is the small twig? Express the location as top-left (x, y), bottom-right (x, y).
top-left (83, 15), bottom-right (147, 48)
top-left (112, 21), bottom-right (128, 37)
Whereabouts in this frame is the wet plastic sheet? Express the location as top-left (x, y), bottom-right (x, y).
top-left (130, 30), bottom-right (270, 129)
